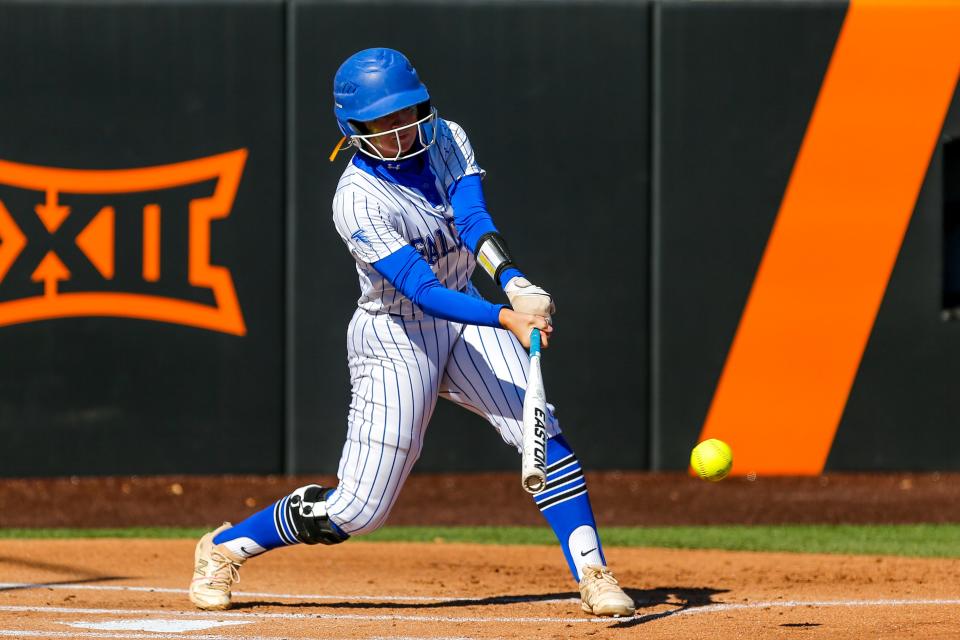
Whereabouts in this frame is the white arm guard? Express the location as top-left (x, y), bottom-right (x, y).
top-left (505, 277), bottom-right (555, 320)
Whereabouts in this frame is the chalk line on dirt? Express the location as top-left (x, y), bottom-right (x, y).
top-left (0, 583), bottom-right (575, 605)
top-left (2, 599), bottom-right (960, 626)
top-left (675, 598), bottom-right (960, 616)
top-left (0, 604), bottom-right (593, 624)
top-left (0, 631), bottom-right (479, 640)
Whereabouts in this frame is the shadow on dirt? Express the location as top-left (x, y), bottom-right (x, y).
top-left (609, 586), bottom-right (729, 627)
top-left (0, 575), bottom-right (128, 592)
top-left (230, 585), bottom-right (728, 620)
top-left (231, 591), bottom-right (581, 610)
top-left (0, 553), bottom-right (123, 577)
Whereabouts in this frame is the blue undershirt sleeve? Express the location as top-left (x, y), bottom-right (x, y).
top-left (448, 174), bottom-right (526, 288)
top-left (373, 245), bottom-right (505, 327)
top-left (448, 174), bottom-right (496, 250)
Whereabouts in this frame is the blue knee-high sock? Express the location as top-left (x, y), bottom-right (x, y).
top-left (214, 489), bottom-right (348, 558)
top-left (212, 494), bottom-right (300, 558)
top-left (533, 434), bottom-right (606, 582)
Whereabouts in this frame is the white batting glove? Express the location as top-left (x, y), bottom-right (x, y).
top-left (505, 277), bottom-right (555, 321)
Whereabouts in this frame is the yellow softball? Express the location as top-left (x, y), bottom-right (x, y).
top-left (690, 438), bottom-right (733, 482)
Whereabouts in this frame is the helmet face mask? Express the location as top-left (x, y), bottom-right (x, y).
top-left (332, 48), bottom-right (437, 162)
top-left (350, 106), bottom-right (438, 161)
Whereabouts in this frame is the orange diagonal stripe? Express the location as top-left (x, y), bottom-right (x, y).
top-left (698, 0), bottom-right (960, 476)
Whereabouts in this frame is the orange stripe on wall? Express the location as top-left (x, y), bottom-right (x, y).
top-left (697, 0), bottom-right (960, 475)
top-left (143, 204), bottom-right (161, 283)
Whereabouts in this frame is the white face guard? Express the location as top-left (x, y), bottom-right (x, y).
top-left (350, 108), bottom-right (438, 161)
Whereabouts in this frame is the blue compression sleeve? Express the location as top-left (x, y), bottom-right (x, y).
top-left (449, 174), bottom-right (525, 288)
top-left (448, 174), bottom-right (497, 251)
top-left (498, 266), bottom-right (525, 287)
top-left (373, 245), bottom-right (505, 327)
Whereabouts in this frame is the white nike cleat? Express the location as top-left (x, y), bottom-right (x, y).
top-left (189, 522), bottom-right (246, 610)
top-left (578, 564), bottom-right (636, 617)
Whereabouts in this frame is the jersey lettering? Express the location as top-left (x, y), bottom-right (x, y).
top-left (435, 227), bottom-right (450, 256)
top-left (443, 215), bottom-right (464, 249)
top-left (424, 235), bottom-right (440, 265)
top-left (410, 227), bottom-right (461, 266)
top-left (410, 237), bottom-right (427, 261)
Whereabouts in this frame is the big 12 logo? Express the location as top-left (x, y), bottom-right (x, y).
top-left (0, 150), bottom-right (247, 335)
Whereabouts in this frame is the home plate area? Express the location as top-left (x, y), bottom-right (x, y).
top-left (66, 618), bottom-right (253, 633)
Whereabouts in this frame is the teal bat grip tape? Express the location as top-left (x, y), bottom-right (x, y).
top-left (529, 328), bottom-right (541, 357)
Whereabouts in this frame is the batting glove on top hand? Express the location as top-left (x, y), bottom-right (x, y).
top-left (505, 277), bottom-right (555, 321)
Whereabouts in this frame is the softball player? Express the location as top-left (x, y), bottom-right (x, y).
top-left (189, 47), bottom-right (635, 618)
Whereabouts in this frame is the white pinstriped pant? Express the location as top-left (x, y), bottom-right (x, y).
top-left (325, 308), bottom-right (562, 536)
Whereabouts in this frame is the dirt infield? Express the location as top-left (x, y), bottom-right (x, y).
top-left (0, 473), bottom-right (959, 638)
top-left (1, 539), bottom-right (959, 639)
top-left (1, 471), bottom-right (959, 527)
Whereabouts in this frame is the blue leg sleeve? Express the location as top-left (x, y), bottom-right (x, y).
top-left (533, 434), bottom-right (607, 581)
top-left (212, 495), bottom-right (301, 558)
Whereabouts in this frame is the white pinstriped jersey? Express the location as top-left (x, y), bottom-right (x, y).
top-left (332, 119), bottom-right (485, 318)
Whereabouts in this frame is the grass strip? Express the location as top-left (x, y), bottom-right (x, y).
top-left (1, 524), bottom-right (958, 558)
top-left (364, 524), bottom-right (960, 557)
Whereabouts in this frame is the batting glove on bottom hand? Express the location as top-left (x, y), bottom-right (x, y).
top-left (505, 277), bottom-right (555, 321)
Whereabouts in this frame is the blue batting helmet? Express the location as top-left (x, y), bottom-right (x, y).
top-left (333, 48), bottom-right (430, 137)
